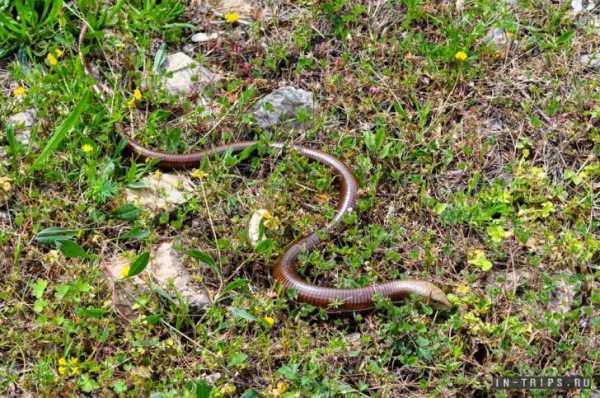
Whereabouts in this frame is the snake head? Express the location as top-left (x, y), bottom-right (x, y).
top-left (404, 280), bottom-right (452, 310)
top-left (427, 284), bottom-right (452, 310)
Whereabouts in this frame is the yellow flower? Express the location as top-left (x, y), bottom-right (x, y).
top-left (263, 316), bottom-right (275, 327)
top-left (191, 169), bottom-right (208, 179)
top-left (81, 144), bottom-right (93, 154)
top-left (69, 357), bottom-right (80, 375)
top-left (455, 51), bottom-right (468, 62)
top-left (274, 381), bottom-right (288, 397)
top-left (0, 176), bottom-right (12, 192)
top-left (261, 211), bottom-right (281, 231)
top-left (13, 86), bottom-right (26, 97)
top-left (224, 12), bottom-right (241, 23)
top-left (55, 48), bottom-right (64, 57)
top-left (133, 88), bottom-right (142, 101)
top-left (120, 265), bottom-right (130, 279)
top-left (58, 357), bottom-right (67, 375)
top-left (46, 249), bottom-right (60, 264)
top-left (456, 284), bottom-right (471, 296)
top-left (47, 52), bottom-right (58, 66)
top-left (219, 383), bottom-right (237, 395)
top-left (58, 357), bottom-right (80, 376)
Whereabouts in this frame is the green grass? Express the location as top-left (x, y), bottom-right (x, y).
top-left (1, 0), bottom-right (599, 397)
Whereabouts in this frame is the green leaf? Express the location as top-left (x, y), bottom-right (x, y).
top-left (57, 240), bottom-right (88, 258)
top-left (228, 306), bottom-right (256, 322)
top-left (276, 362), bottom-right (300, 380)
top-left (255, 239), bottom-right (274, 254)
top-left (36, 227), bottom-right (76, 244)
top-left (75, 307), bottom-right (107, 319)
top-left (153, 42), bottom-right (167, 72)
top-left (34, 298), bottom-right (48, 313)
top-left (163, 22), bottom-right (195, 29)
top-left (6, 122), bottom-right (18, 166)
top-left (122, 228), bottom-right (150, 240)
top-left (468, 249), bottom-right (493, 271)
top-left (79, 374), bottom-right (99, 393)
top-left (486, 224), bottom-right (513, 243)
top-left (188, 249), bottom-right (221, 277)
top-left (128, 251), bottom-right (150, 278)
top-left (188, 249), bottom-right (216, 267)
top-left (112, 380), bottom-right (128, 394)
top-left (32, 92), bottom-right (89, 170)
top-left (236, 143), bottom-right (258, 162)
top-left (127, 180), bottom-right (151, 189)
top-left (31, 279), bottom-right (48, 299)
top-left (240, 390), bottom-right (261, 398)
top-left (228, 351), bottom-right (248, 368)
top-left (222, 278), bottom-right (250, 293)
top-left (113, 203), bottom-right (140, 221)
top-left (186, 379), bottom-right (211, 398)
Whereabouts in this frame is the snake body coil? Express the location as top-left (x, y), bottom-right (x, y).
top-left (81, 25), bottom-right (451, 312)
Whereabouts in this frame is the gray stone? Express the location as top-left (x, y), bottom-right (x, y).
top-left (252, 86), bottom-right (315, 129)
top-left (149, 242), bottom-right (210, 309)
top-left (162, 52), bottom-right (219, 96)
top-left (485, 269), bottom-right (532, 292)
top-left (7, 109), bottom-right (36, 145)
top-left (548, 273), bottom-right (579, 314)
top-left (182, 43), bottom-right (196, 56)
top-left (580, 53), bottom-right (600, 69)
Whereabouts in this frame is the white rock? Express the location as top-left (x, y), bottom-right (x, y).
top-left (102, 243), bottom-right (211, 319)
top-left (580, 53), bottom-right (600, 68)
top-left (125, 172), bottom-right (195, 213)
top-left (191, 32), bottom-right (219, 43)
top-left (149, 242), bottom-right (210, 308)
top-left (485, 28), bottom-right (512, 48)
top-left (248, 209), bottom-right (269, 247)
top-left (345, 332), bottom-right (362, 346)
top-left (572, 0), bottom-right (595, 14)
top-left (7, 109), bottom-right (36, 145)
top-left (0, 210), bottom-right (9, 227)
top-left (205, 373), bottom-right (222, 384)
top-left (252, 86), bottom-right (315, 129)
top-left (162, 52), bottom-right (219, 96)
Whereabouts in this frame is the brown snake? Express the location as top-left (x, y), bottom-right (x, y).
top-left (79, 25), bottom-right (451, 312)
